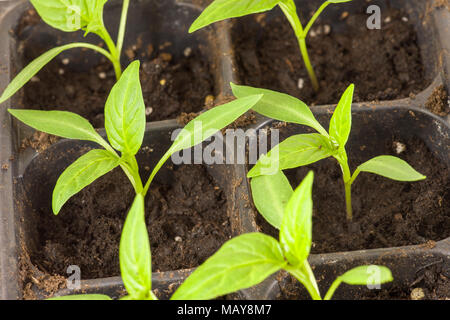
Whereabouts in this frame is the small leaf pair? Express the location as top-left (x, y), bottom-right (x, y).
top-left (172, 172), bottom-right (393, 300)
top-left (232, 83), bottom-right (426, 222)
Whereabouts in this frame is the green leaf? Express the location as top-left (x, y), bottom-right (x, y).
top-left (47, 294), bottom-right (112, 300)
top-left (279, 171), bottom-right (314, 266)
top-left (105, 61), bottom-right (146, 156)
top-left (231, 83), bottom-right (328, 136)
top-left (250, 171), bottom-right (293, 229)
top-left (8, 109), bottom-right (107, 147)
top-left (0, 43), bottom-right (110, 104)
top-left (52, 149), bottom-right (119, 214)
top-left (189, 0), bottom-right (280, 33)
top-left (329, 84), bottom-right (354, 148)
top-left (30, 0), bottom-right (107, 33)
top-left (120, 194), bottom-right (152, 299)
top-left (248, 134), bottom-right (335, 177)
top-left (328, 0), bottom-right (353, 3)
top-left (357, 156), bottom-right (426, 181)
top-left (171, 233), bottom-right (286, 300)
top-left (167, 95), bottom-right (263, 155)
top-left (339, 265), bottom-right (393, 285)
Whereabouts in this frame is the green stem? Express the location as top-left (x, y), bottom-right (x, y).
top-left (116, 0), bottom-right (130, 58)
top-left (279, 0), bottom-right (319, 92)
top-left (344, 182), bottom-right (352, 221)
top-left (143, 152), bottom-right (171, 196)
top-left (298, 37), bottom-right (319, 92)
top-left (99, 28), bottom-right (122, 80)
top-left (323, 278), bottom-right (342, 300)
top-left (303, 1), bottom-right (331, 36)
top-left (286, 262), bottom-right (322, 300)
top-left (335, 151), bottom-right (353, 221)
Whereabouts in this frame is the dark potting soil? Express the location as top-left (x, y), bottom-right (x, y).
top-left (232, 8), bottom-right (428, 105)
top-left (255, 137), bottom-right (449, 253)
top-left (20, 51), bottom-right (214, 126)
top-left (30, 164), bottom-right (231, 279)
top-left (16, 10), bottom-right (215, 126)
top-left (278, 266), bottom-right (449, 300)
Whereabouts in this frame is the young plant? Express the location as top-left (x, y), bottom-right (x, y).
top-left (231, 83), bottom-right (426, 222)
top-left (9, 60), bottom-right (262, 215)
top-left (189, 0), bottom-right (352, 92)
top-left (0, 0), bottom-right (131, 105)
top-left (10, 61), bottom-right (263, 300)
top-left (171, 172), bottom-right (393, 300)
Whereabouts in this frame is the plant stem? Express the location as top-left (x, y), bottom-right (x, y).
top-left (143, 151), bottom-right (171, 196)
top-left (323, 278), bottom-right (342, 300)
top-left (303, 1), bottom-right (331, 36)
top-left (286, 262), bottom-right (322, 300)
top-left (297, 36), bottom-right (319, 92)
top-left (335, 151), bottom-right (353, 220)
top-left (279, 0), bottom-right (319, 92)
top-left (116, 0), bottom-right (130, 58)
top-left (344, 182), bottom-right (352, 221)
top-left (99, 28), bottom-right (122, 80)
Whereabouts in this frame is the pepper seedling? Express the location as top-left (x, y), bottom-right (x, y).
top-left (10, 61), bottom-right (263, 300)
top-left (231, 83), bottom-right (426, 222)
top-left (171, 172), bottom-right (393, 300)
top-left (0, 0), bottom-right (132, 105)
top-left (9, 61), bottom-right (263, 215)
top-left (189, 0), bottom-right (352, 92)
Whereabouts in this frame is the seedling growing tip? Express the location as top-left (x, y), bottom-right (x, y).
top-left (189, 0), bottom-right (353, 92)
top-left (232, 83), bottom-right (426, 222)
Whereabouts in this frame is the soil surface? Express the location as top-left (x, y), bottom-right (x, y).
top-left (30, 164), bottom-right (231, 279)
top-left (17, 10), bottom-right (215, 126)
top-left (425, 85), bottom-right (449, 116)
top-left (255, 137), bottom-right (449, 253)
top-left (278, 266), bottom-right (449, 300)
top-left (232, 8), bottom-right (428, 105)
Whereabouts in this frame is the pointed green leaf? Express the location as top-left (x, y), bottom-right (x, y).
top-left (329, 84), bottom-right (354, 148)
top-left (231, 83), bottom-right (328, 136)
top-left (248, 133), bottom-right (335, 177)
top-left (339, 265), bottom-right (393, 285)
top-left (328, 0), bottom-right (353, 3)
top-left (167, 95), bottom-right (263, 155)
top-left (357, 155), bottom-right (426, 181)
top-left (8, 109), bottom-right (107, 148)
top-left (0, 43), bottom-right (110, 104)
top-left (250, 171), bottom-right (293, 229)
top-left (105, 61), bottom-right (146, 156)
top-left (120, 194), bottom-right (152, 299)
top-left (47, 294), bottom-right (112, 300)
top-left (171, 233), bottom-right (286, 300)
top-left (52, 149), bottom-right (120, 214)
top-left (30, 0), bottom-right (107, 33)
top-left (280, 171), bottom-right (314, 266)
top-left (189, 0), bottom-right (280, 33)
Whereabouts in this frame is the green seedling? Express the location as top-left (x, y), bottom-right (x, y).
top-left (9, 61), bottom-right (262, 215)
top-left (231, 83), bottom-right (426, 222)
top-left (10, 61), bottom-right (263, 300)
top-left (0, 0), bottom-right (131, 105)
top-left (171, 172), bottom-right (393, 300)
top-left (189, 0), bottom-right (352, 92)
